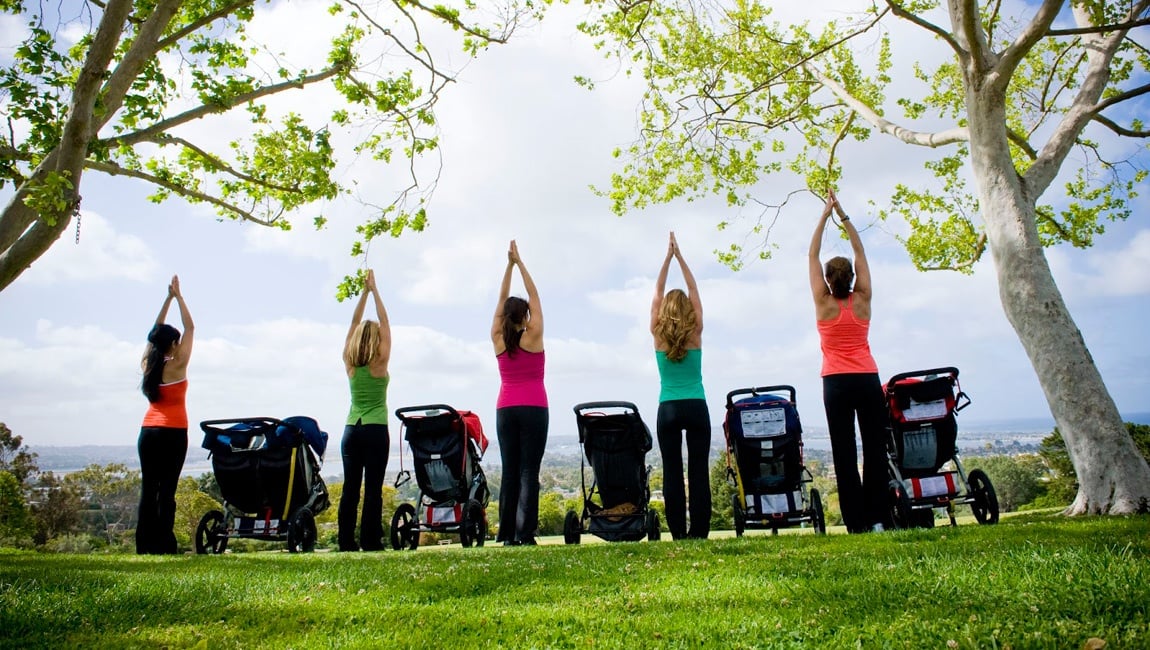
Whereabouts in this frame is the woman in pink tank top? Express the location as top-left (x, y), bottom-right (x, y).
top-left (809, 191), bottom-right (890, 534)
top-left (490, 240), bottom-right (548, 545)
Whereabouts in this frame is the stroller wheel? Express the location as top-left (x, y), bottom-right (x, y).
top-left (563, 510), bottom-right (581, 545)
top-left (646, 509), bottom-right (660, 542)
top-left (461, 499), bottom-right (486, 548)
top-left (287, 508), bottom-right (317, 553)
top-left (889, 482), bottom-right (913, 530)
top-left (968, 469), bottom-right (1000, 525)
top-left (195, 510), bottom-right (228, 555)
top-left (391, 503), bottom-right (419, 551)
top-left (731, 494), bottom-right (745, 538)
top-left (810, 488), bottom-right (826, 535)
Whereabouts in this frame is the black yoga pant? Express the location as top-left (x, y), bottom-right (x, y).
top-left (657, 398), bottom-right (712, 540)
top-left (496, 406), bottom-right (549, 543)
top-left (339, 421), bottom-right (390, 551)
top-left (822, 373), bottom-right (890, 533)
top-left (136, 426), bottom-right (188, 555)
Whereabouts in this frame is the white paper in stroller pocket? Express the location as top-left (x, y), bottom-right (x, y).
top-left (747, 491), bottom-right (801, 515)
top-left (740, 407), bottom-right (787, 438)
top-left (906, 473), bottom-right (958, 499)
top-left (903, 398), bottom-right (947, 422)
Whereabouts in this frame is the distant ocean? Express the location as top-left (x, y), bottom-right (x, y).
top-left (27, 412), bottom-right (1149, 476)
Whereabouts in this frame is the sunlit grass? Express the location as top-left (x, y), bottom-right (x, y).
top-left (1, 512), bottom-right (1147, 649)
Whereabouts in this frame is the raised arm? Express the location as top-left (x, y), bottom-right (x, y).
top-left (513, 241), bottom-right (543, 337)
top-left (366, 269), bottom-right (391, 369)
top-left (168, 275), bottom-right (194, 368)
top-left (650, 234), bottom-right (674, 333)
top-left (673, 234), bottom-right (703, 334)
top-left (809, 196), bottom-right (835, 303)
top-left (345, 275), bottom-right (371, 357)
top-left (833, 197), bottom-right (871, 299)
top-left (491, 244), bottom-right (516, 344)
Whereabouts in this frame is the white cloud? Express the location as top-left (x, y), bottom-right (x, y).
top-left (18, 211), bottom-right (158, 285)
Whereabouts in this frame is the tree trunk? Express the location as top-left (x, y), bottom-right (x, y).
top-left (968, 94), bottom-right (1150, 515)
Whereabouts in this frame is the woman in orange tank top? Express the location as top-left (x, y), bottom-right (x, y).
top-left (137, 275), bottom-right (194, 554)
top-left (808, 191), bottom-right (890, 534)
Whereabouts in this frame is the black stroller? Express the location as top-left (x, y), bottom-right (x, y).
top-left (724, 386), bottom-right (826, 536)
top-left (564, 401), bottom-right (660, 544)
top-left (390, 405), bottom-right (490, 550)
top-left (885, 367), bottom-right (999, 528)
top-left (196, 416), bottom-right (330, 553)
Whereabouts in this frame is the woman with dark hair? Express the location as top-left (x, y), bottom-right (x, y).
top-left (652, 231), bottom-right (710, 540)
top-left (339, 268), bottom-right (391, 551)
top-left (808, 190), bottom-right (888, 533)
top-left (491, 240), bottom-right (547, 546)
top-left (137, 275), bottom-right (193, 554)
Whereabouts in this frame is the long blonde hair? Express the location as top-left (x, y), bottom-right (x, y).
top-left (345, 320), bottom-right (380, 368)
top-left (654, 289), bottom-right (696, 362)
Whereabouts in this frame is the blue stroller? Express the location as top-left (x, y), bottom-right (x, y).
top-left (196, 416), bottom-right (329, 553)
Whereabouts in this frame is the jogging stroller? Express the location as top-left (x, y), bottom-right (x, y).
top-left (564, 401), bottom-right (660, 544)
top-left (390, 405), bottom-right (490, 550)
top-left (723, 386), bottom-right (826, 536)
top-left (195, 416), bottom-right (330, 553)
top-left (885, 367), bottom-right (999, 528)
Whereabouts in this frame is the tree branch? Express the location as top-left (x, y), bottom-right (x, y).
top-left (1090, 113), bottom-right (1150, 138)
top-left (1024, 1), bottom-right (1147, 195)
top-left (885, 0), bottom-right (963, 55)
top-left (1091, 81), bottom-right (1150, 114)
top-left (104, 66), bottom-right (344, 148)
top-left (918, 232), bottom-right (987, 271)
top-left (993, 0), bottom-right (1062, 87)
top-left (1046, 16), bottom-right (1150, 37)
top-left (85, 160), bottom-right (276, 226)
top-left (803, 62), bottom-right (969, 147)
top-left (94, 0), bottom-right (186, 133)
top-left (156, 135), bottom-right (302, 193)
top-left (156, 0), bottom-right (257, 51)
top-left (1007, 127), bottom-right (1038, 160)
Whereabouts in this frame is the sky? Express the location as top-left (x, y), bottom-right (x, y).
top-left (1, 1), bottom-right (1148, 464)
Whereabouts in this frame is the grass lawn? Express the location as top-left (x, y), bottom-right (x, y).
top-left (1, 512), bottom-right (1147, 649)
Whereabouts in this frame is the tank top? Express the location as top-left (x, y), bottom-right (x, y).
top-left (656, 348), bottom-right (706, 402)
top-left (496, 349), bottom-right (548, 409)
top-left (141, 379), bottom-right (189, 428)
top-left (347, 366), bottom-right (390, 426)
top-left (817, 294), bottom-right (879, 376)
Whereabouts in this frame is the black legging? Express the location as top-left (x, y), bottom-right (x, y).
top-left (136, 426), bottom-right (188, 555)
top-left (656, 398), bottom-right (712, 540)
top-left (496, 406), bottom-right (549, 544)
top-left (339, 421), bottom-right (390, 551)
top-left (822, 373), bottom-right (890, 533)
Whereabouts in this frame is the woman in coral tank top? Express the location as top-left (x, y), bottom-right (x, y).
top-left (137, 275), bottom-right (193, 554)
top-left (808, 191), bottom-right (889, 534)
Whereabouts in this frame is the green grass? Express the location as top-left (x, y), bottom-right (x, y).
top-left (1, 513), bottom-right (1147, 649)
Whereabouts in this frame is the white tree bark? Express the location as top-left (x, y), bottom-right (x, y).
top-left (965, 87), bottom-right (1150, 515)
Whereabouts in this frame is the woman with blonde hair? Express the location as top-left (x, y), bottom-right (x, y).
top-left (491, 240), bottom-right (548, 546)
top-left (339, 269), bottom-right (392, 551)
top-left (137, 275), bottom-right (193, 554)
top-left (651, 232), bottom-right (710, 540)
top-left (809, 190), bottom-right (888, 533)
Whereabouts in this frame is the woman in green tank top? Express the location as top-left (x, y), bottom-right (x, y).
top-left (651, 232), bottom-right (711, 539)
top-left (339, 269), bottom-right (392, 551)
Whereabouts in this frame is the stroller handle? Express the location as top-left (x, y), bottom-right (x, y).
top-left (726, 385), bottom-right (795, 408)
top-left (200, 417), bottom-right (285, 433)
top-left (394, 404), bottom-right (460, 423)
top-left (884, 367), bottom-right (960, 391)
top-left (573, 401), bottom-right (639, 417)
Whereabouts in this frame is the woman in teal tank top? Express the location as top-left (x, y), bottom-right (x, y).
top-left (339, 269), bottom-right (392, 551)
top-left (651, 232), bottom-right (711, 539)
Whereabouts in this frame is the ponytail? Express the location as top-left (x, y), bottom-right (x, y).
top-left (142, 324), bottom-right (180, 402)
